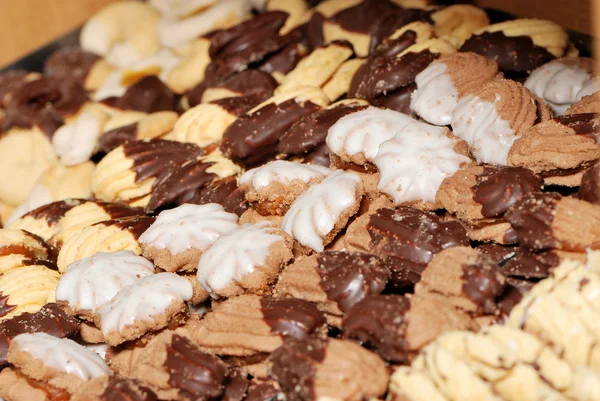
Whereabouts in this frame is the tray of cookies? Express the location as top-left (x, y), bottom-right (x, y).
top-left (0, 0), bottom-right (598, 400)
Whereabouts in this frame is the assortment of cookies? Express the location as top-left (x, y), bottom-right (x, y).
top-left (0, 0), bottom-right (598, 400)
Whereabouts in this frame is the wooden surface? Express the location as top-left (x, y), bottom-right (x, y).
top-left (0, 0), bottom-right (119, 68)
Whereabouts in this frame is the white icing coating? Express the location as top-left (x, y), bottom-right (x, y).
top-left (55, 251), bottom-right (155, 314)
top-left (239, 161), bottom-right (331, 190)
top-left (5, 184), bottom-right (54, 226)
top-left (451, 94), bottom-right (515, 165)
top-left (196, 221), bottom-right (283, 296)
top-left (157, 0), bottom-right (251, 49)
top-left (374, 121), bottom-right (470, 204)
top-left (326, 107), bottom-right (413, 162)
top-left (53, 112), bottom-right (104, 166)
top-left (525, 60), bottom-right (592, 115)
top-left (410, 61), bottom-right (459, 126)
top-left (282, 170), bottom-right (361, 252)
top-left (97, 272), bottom-right (193, 335)
top-left (85, 343), bottom-right (108, 360)
top-left (577, 77), bottom-right (600, 100)
top-left (11, 333), bottom-right (110, 381)
top-left (139, 203), bottom-right (239, 255)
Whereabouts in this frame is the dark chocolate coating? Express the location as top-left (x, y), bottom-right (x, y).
top-left (581, 162), bottom-right (600, 205)
top-left (502, 249), bottom-right (557, 279)
top-left (100, 377), bottom-right (158, 401)
top-left (459, 31), bottom-right (555, 72)
top-left (0, 294), bottom-right (15, 320)
top-left (268, 338), bottom-right (326, 401)
top-left (212, 93), bottom-right (272, 116)
top-left (461, 259), bottom-right (506, 314)
top-left (220, 98), bottom-right (321, 165)
top-left (553, 112), bottom-right (600, 142)
top-left (164, 334), bottom-right (228, 399)
top-left (342, 294), bottom-right (410, 363)
top-left (98, 122), bottom-right (138, 153)
top-left (367, 207), bottom-right (469, 284)
top-left (505, 192), bottom-right (559, 251)
top-left (95, 216), bottom-right (155, 240)
top-left (44, 47), bottom-right (100, 87)
top-left (473, 166), bottom-right (543, 218)
top-left (245, 382), bottom-right (281, 401)
top-left (114, 76), bottom-right (176, 113)
top-left (0, 70), bottom-right (32, 107)
top-left (303, 142), bottom-right (331, 167)
top-left (215, 69), bottom-right (278, 98)
top-left (260, 298), bottom-right (326, 341)
top-left (190, 176), bottom-right (248, 216)
top-left (259, 42), bottom-right (305, 77)
top-left (0, 303), bottom-right (79, 367)
top-left (370, 83), bottom-right (416, 115)
top-left (221, 369), bottom-right (249, 401)
top-left (316, 251), bottom-right (390, 312)
top-left (277, 103), bottom-right (367, 156)
top-left (22, 198), bottom-right (86, 225)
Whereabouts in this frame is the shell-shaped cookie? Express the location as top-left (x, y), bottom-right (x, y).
top-left (54, 200), bottom-right (143, 247)
top-left (525, 57), bottom-right (596, 115)
top-left (411, 52), bottom-right (498, 126)
top-left (451, 79), bottom-right (541, 165)
top-left (374, 121), bottom-right (471, 205)
top-left (0, 229), bottom-right (54, 273)
top-left (167, 102), bottom-right (238, 147)
top-left (282, 170), bottom-right (364, 252)
top-left (0, 262), bottom-right (60, 321)
top-left (140, 203), bottom-right (239, 272)
top-left (57, 216), bottom-right (154, 272)
top-left (56, 251), bottom-right (155, 317)
top-left (431, 4), bottom-right (489, 46)
top-left (326, 106), bottom-right (414, 165)
top-left (197, 221), bottom-right (292, 298)
top-left (9, 333), bottom-right (109, 385)
top-left (92, 139), bottom-right (204, 205)
top-left (95, 272), bottom-right (193, 346)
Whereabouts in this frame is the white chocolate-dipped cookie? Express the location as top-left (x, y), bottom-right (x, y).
top-left (239, 161), bottom-right (331, 216)
top-left (140, 203), bottom-right (239, 272)
top-left (6, 163), bottom-right (95, 226)
top-left (57, 216), bottom-right (154, 273)
top-left (374, 121), bottom-right (471, 206)
top-left (326, 106), bottom-right (413, 166)
top-left (95, 272), bottom-right (193, 346)
top-left (0, 229), bottom-right (54, 273)
top-left (282, 170), bottom-right (364, 252)
top-left (56, 251), bottom-right (155, 319)
top-left (8, 333), bottom-right (110, 393)
top-left (197, 221), bottom-right (293, 298)
top-left (525, 57), bottom-right (597, 115)
top-left (410, 52), bottom-right (498, 126)
top-left (451, 79), bottom-right (549, 165)
top-left (80, 1), bottom-right (160, 68)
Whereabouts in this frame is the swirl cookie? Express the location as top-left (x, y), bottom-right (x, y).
top-left (451, 78), bottom-right (550, 165)
top-left (373, 119), bottom-right (470, 207)
top-left (140, 203), bottom-right (239, 272)
top-left (508, 113), bottom-right (600, 186)
top-left (525, 57), bottom-right (597, 115)
top-left (460, 18), bottom-right (569, 72)
top-left (274, 251), bottom-right (390, 325)
top-left (267, 337), bottom-right (389, 401)
top-left (56, 216), bottom-right (154, 272)
top-left (94, 273), bottom-right (192, 346)
top-left (239, 161), bottom-right (331, 215)
top-left (196, 221), bottom-right (293, 298)
top-left (192, 294), bottom-right (326, 358)
top-left (80, 1), bottom-right (160, 68)
top-left (410, 52), bottom-right (499, 126)
top-left (282, 170), bottom-right (364, 252)
top-left (220, 87), bottom-right (329, 165)
top-left (0, 229), bottom-right (55, 273)
top-left (2, 333), bottom-right (109, 395)
top-left (55, 251), bottom-right (155, 320)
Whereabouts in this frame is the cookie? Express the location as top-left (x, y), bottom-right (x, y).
top-left (196, 221), bottom-right (293, 298)
top-left (192, 294), bottom-right (326, 357)
top-left (140, 203), bottom-right (239, 272)
top-left (524, 57), bottom-right (597, 115)
top-left (239, 161), bottom-right (331, 216)
top-left (44, 48), bottom-right (114, 92)
top-left (95, 272), bottom-right (192, 346)
top-left (189, 176), bottom-right (248, 217)
top-left (80, 1), bottom-right (161, 68)
top-left (0, 229), bottom-right (55, 273)
top-left (581, 161), bottom-right (600, 205)
top-left (267, 337), bottom-right (389, 401)
top-left (72, 376), bottom-right (158, 401)
top-left (451, 78), bottom-right (550, 165)
top-left (56, 251), bottom-right (155, 320)
top-left (410, 52), bottom-right (499, 126)
top-left (566, 91), bottom-right (600, 114)
top-left (199, 69), bottom-right (277, 104)
top-left (6, 332), bottom-right (109, 394)
top-left (460, 18), bottom-right (569, 72)
top-left (166, 37), bottom-right (212, 95)
top-left (56, 216), bottom-right (154, 272)
top-left (0, 367), bottom-right (71, 401)
top-left (373, 119), bottom-right (470, 207)
top-left (322, 58), bottom-right (366, 102)
top-left (431, 5), bottom-right (489, 46)
top-left (282, 170), bottom-right (364, 252)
